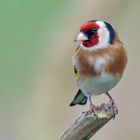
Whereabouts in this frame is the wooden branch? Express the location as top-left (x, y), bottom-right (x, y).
top-left (60, 103), bottom-right (117, 140)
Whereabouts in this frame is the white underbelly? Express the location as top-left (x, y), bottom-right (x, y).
top-left (78, 73), bottom-right (121, 96)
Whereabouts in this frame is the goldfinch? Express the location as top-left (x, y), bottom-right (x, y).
top-left (70, 20), bottom-right (127, 118)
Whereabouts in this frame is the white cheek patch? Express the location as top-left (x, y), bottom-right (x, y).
top-left (96, 21), bottom-right (110, 49)
top-left (97, 27), bottom-right (110, 48)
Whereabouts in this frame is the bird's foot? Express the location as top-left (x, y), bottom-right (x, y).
top-left (101, 100), bottom-right (118, 119)
top-left (109, 99), bottom-right (118, 119)
top-left (87, 104), bottom-right (101, 119)
top-left (105, 92), bottom-right (118, 119)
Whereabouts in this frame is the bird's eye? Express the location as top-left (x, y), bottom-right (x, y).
top-left (91, 28), bottom-right (97, 33)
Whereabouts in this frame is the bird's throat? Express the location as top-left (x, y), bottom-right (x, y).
top-left (82, 35), bottom-right (99, 48)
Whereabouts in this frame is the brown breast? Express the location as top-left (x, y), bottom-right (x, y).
top-left (74, 39), bottom-right (127, 78)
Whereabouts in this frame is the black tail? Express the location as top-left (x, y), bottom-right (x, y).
top-left (70, 89), bottom-right (87, 106)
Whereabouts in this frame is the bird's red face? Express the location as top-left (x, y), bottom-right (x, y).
top-left (79, 22), bottom-right (100, 47)
top-left (74, 20), bottom-right (115, 49)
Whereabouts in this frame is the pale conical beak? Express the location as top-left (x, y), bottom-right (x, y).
top-left (74, 32), bottom-right (89, 42)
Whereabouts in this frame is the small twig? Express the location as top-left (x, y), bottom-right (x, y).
top-left (60, 104), bottom-right (116, 140)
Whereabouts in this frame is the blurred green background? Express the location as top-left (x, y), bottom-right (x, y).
top-left (0, 0), bottom-right (140, 140)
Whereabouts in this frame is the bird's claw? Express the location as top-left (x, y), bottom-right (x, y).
top-left (86, 105), bottom-right (101, 119)
top-left (101, 100), bottom-right (118, 119)
top-left (109, 100), bottom-right (118, 119)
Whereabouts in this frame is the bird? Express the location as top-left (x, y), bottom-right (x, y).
top-left (70, 20), bottom-right (127, 118)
